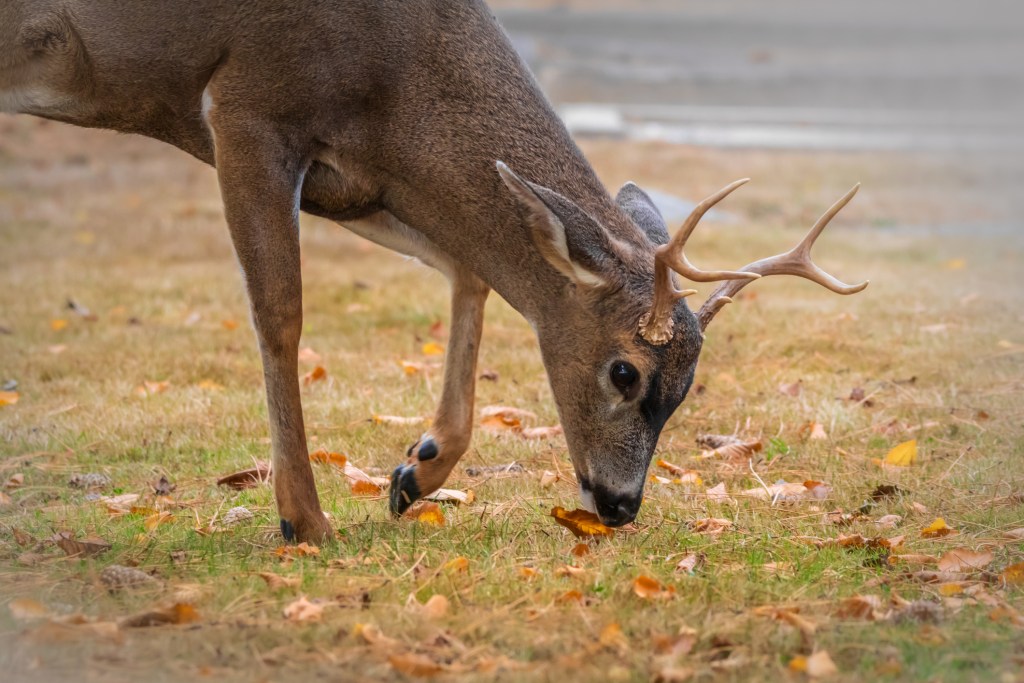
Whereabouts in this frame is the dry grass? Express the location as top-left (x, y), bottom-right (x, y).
top-left (1, 117), bottom-right (1022, 683)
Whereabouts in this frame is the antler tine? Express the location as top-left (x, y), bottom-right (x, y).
top-left (639, 178), bottom-right (760, 345)
top-left (658, 178), bottom-right (763, 283)
top-left (697, 184), bottom-right (869, 331)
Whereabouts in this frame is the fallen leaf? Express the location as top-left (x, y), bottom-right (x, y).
top-left (518, 566), bottom-right (540, 580)
top-left (633, 575), bottom-right (675, 600)
top-left (772, 609), bottom-right (817, 638)
top-left (196, 379), bottom-right (224, 391)
top-left (551, 507), bottom-right (614, 539)
top-left (0, 391), bottom-right (19, 407)
top-left (420, 594), bottom-right (449, 620)
top-left (945, 258), bottom-right (967, 270)
top-left (259, 572), bottom-right (301, 590)
top-left (351, 479), bottom-right (383, 496)
top-left (12, 528), bottom-right (34, 546)
top-left (54, 532), bottom-right (111, 558)
top-left (801, 422), bottom-right (828, 440)
top-left (389, 653), bottom-right (445, 678)
top-left (273, 543), bottom-right (320, 560)
top-left (216, 462), bottom-right (271, 489)
top-left (922, 518), bottom-right (956, 538)
top-left (144, 511), bottom-right (173, 531)
top-left (120, 603), bottom-right (199, 628)
top-left (8, 598), bottom-right (50, 620)
top-left (888, 554), bottom-right (939, 567)
top-left (555, 565), bottom-right (587, 579)
top-left (705, 482), bottom-right (731, 502)
top-left (875, 514), bottom-right (902, 530)
top-left (372, 415), bottom-right (429, 427)
top-left (989, 605), bottom-right (1024, 627)
top-left (688, 518), bottom-right (733, 535)
top-left (674, 553), bottom-right (706, 574)
top-left (835, 595), bottom-right (885, 621)
top-left (791, 650), bottom-right (838, 678)
top-left (404, 501), bottom-right (445, 526)
top-left (50, 319), bottom-right (69, 331)
top-left (1003, 528), bottom-right (1024, 540)
top-left (571, 543), bottom-right (591, 558)
top-left (937, 548), bottom-right (994, 572)
top-left (422, 342), bottom-right (445, 356)
top-left (479, 405), bottom-right (536, 435)
top-left (424, 488), bottom-right (473, 505)
top-left (298, 347), bottom-right (321, 363)
top-left (1000, 562), bottom-right (1024, 587)
top-left (695, 433), bottom-right (745, 449)
top-left (556, 590), bottom-right (584, 604)
top-left (884, 440), bottom-right (917, 467)
top-left (5, 472), bottom-right (24, 488)
top-left (283, 596), bottom-right (324, 622)
top-left (354, 623), bottom-right (400, 648)
top-left (221, 319), bottom-right (239, 330)
top-left (302, 366), bottom-right (327, 386)
top-left (540, 471), bottom-right (560, 487)
top-left (701, 439), bottom-right (763, 459)
top-left (599, 622), bottom-right (630, 654)
top-left (443, 557), bottom-right (470, 573)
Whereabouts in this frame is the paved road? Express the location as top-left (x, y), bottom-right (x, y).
top-left (497, 0), bottom-right (1024, 154)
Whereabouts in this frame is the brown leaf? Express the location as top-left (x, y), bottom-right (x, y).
top-left (778, 380), bottom-right (802, 397)
top-left (389, 653), bottom-right (446, 678)
top-left (479, 405), bottom-right (536, 435)
top-left (571, 543), bottom-right (591, 558)
top-left (652, 628), bottom-right (698, 657)
top-left (705, 482), bottom-right (731, 502)
top-left (555, 564), bottom-right (588, 580)
top-left (144, 511), bottom-right (173, 531)
top-left (354, 623), bottom-right (400, 648)
top-left (599, 622), bottom-right (630, 655)
top-left (273, 543), bottom-right (320, 560)
top-left (791, 650), bottom-right (838, 678)
top-left (419, 594), bottom-right (450, 620)
top-left (875, 514), bottom-right (902, 530)
top-left (551, 507), bottom-right (614, 539)
top-left (5, 472), bottom-right (24, 488)
top-left (216, 461), bottom-right (271, 489)
top-left (283, 596), bottom-right (324, 622)
top-left (937, 548), bottom-right (994, 572)
top-left (633, 575), bottom-right (675, 600)
top-left (12, 528), bottom-right (34, 546)
top-left (695, 433), bottom-right (744, 449)
top-left (120, 603), bottom-right (199, 628)
top-left (835, 595), bottom-right (885, 621)
top-left (888, 554), bottom-right (939, 567)
top-left (688, 518), bottom-right (733, 535)
top-left (1000, 562), bottom-right (1024, 587)
top-left (8, 598), bottom-right (51, 620)
top-left (133, 380), bottom-right (170, 398)
top-left (702, 439), bottom-right (763, 459)
top-left (54, 532), bottom-right (111, 558)
top-left (310, 449), bottom-right (347, 468)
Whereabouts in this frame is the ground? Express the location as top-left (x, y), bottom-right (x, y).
top-left (0, 116), bottom-right (1022, 683)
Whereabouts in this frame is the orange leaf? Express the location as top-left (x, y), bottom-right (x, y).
top-left (443, 556), bottom-right (469, 573)
top-left (389, 653), bottom-right (445, 678)
top-left (121, 603), bottom-right (199, 627)
top-left (50, 319), bottom-right (69, 331)
top-left (571, 543), bottom-right (591, 558)
top-left (144, 511), bottom-right (173, 531)
top-left (302, 366), bottom-right (327, 386)
top-left (556, 590), bottom-right (584, 604)
top-left (518, 566), bottom-right (540, 580)
top-left (632, 575), bottom-right (674, 600)
top-left (134, 380), bottom-right (170, 397)
top-left (1001, 562), bottom-right (1024, 586)
top-left (310, 449), bottom-right (347, 468)
top-left (283, 596), bottom-right (324, 622)
top-left (221, 319), bottom-right (239, 330)
top-left (0, 391), bottom-right (19, 407)
top-left (688, 518), bottom-right (733, 535)
top-left (550, 507), bottom-right (614, 539)
top-left (350, 479), bottom-right (382, 496)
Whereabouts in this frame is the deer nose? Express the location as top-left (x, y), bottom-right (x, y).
top-left (592, 486), bottom-right (642, 527)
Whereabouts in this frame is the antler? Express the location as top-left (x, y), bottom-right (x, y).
top-left (695, 183), bottom-right (869, 331)
top-left (638, 179), bottom-right (761, 345)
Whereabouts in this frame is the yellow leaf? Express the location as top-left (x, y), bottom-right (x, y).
top-left (443, 557), bottom-right (469, 573)
top-left (372, 414), bottom-right (429, 427)
top-left (421, 342), bottom-right (445, 356)
top-left (196, 379), bottom-right (224, 391)
top-left (404, 501), bottom-right (445, 526)
top-left (0, 391), bottom-right (19, 407)
top-left (550, 506), bottom-right (614, 539)
top-left (401, 361), bottom-right (423, 376)
top-left (938, 583), bottom-right (965, 596)
top-left (922, 517), bottom-right (956, 538)
top-left (50, 318), bottom-right (69, 331)
top-left (884, 439), bottom-right (917, 467)
top-left (144, 511), bottom-right (173, 531)
top-left (944, 258), bottom-right (967, 270)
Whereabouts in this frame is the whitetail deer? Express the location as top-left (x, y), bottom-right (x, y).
top-left (1, 0), bottom-right (867, 542)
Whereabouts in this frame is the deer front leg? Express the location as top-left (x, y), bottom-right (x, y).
top-left (390, 271), bottom-right (489, 515)
top-left (212, 123), bottom-right (331, 544)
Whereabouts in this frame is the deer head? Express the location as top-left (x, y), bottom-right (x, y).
top-left (498, 163), bottom-right (867, 526)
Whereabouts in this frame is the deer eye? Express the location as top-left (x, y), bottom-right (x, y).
top-left (610, 361), bottom-right (641, 400)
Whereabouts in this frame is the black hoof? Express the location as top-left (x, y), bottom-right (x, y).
top-left (280, 519), bottom-right (296, 542)
top-left (416, 436), bottom-right (439, 461)
top-left (389, 464), bottom-right (421, 517)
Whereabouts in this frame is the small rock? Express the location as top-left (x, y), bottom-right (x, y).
top-left (69, 473), bottom-right (112, 490)
top-left (222, 506), bottom-right (255, 526)
top-left (101, 564), bottom-right (156, 590)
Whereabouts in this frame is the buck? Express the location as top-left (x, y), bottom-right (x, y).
top-left (0, 0), bottom-right (867, 543)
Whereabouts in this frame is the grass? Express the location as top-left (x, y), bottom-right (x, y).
top-left (1, 116), bottom-right (1022, 683)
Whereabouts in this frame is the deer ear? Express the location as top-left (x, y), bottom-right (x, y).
top-left (615, 182), bottom-right (669, 246)
top-left (497, 161), bottom-right (623, 289)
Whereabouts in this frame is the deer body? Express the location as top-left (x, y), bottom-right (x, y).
top-left (1, 0), bottom-right (866, 542)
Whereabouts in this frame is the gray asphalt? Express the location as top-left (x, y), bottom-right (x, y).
top-left (497, 0), bottom-right (1024, 154)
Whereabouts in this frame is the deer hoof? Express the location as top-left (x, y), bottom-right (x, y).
top-left (280, 519), bottom-right (296, 542)
top-left (389, 464), bottom-right (421, 516)
top-left (407, 435), bottom-right (439, 461)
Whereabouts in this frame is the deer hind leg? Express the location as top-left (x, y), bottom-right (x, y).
top-left (209, 117), bottom-right (331, 544)
top-left (337, 213), bottom-right (489, 515)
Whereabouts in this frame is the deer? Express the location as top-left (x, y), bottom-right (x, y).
top-left (0, 0), bottom-right (867, 544)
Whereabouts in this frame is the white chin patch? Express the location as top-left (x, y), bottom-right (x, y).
top-left (579, 485), bottom-right (597, 514)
